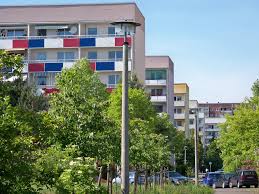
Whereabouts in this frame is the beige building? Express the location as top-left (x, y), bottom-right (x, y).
top-left (145, 56), bottom-right (174, 120)
top-left (174, 83), bottom-right (190, 137)
top-left (0, 3), bottom-right (145, 91)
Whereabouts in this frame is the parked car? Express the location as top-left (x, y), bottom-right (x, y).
top-left (167, 171), bottom-right (188, 184)
top-left (222, 172), bottom-right (235, 188)
top-left (229, 170), bottom-right (258, 188)
top-left (203, 172), bottom-right (224, 187)
top-left (112, 171), bottom-right (145, 185)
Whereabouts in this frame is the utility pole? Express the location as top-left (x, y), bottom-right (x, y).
top-left (184, 146), bottom-right (187, 165)
top-left (111, 21), bottom-right (140, 194)
top-left (194, 111), bottom-right (199, 185)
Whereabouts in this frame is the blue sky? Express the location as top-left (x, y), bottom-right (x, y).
top-left (1, 0), bottom-right (258, 102)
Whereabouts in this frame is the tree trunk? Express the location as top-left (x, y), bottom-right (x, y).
top-left (134, 168), bottom-right (138, 194)
top-left (144, 168), bottom-right (148, 191)
top-left (98, 166), bottom-right (103, 187)
top-left (160, 166), bottom-right (163, 188)
top-left (107, 164), bottom-right (110, 193)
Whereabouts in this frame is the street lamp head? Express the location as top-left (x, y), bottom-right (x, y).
top-left (110, 20), bottom-right (141, 35)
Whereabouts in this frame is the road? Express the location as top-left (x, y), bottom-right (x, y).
top-left (215, 188), bottom-right (259, 194)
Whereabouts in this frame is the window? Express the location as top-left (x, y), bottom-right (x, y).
top-left (31, 72), bottom-right (58, 86)
top-left (108, 27), bottom-right (115, 36)
top-left (153, 105), bottom-right (163, 113)
top-left (36, 73), bottom-right (47, 86)
top-left (57, 29), bottom-right (72, 36)
top-left (108, 74), bottom-right (120, 88)
top-left (208, 125), bottom-right (214, 129)
top-left (190, 119), bottom-right (194, 125)
top-left (174, 108), bottom-right (182, 114)
top-left (88, 51), bottom-right (97, 60)
top-left (38, 29), bottom-right (47, 36)
top-left (108, 51), bottom-right (123, 60)
top-left (151, 89), bottom-right (163, 96)
top-left (146, 70), bottom-right (166, 80)
top-left (57, 52), bottom-right (75, 62)
top-left (7, 29), bottom-right (25, 37)
top-left (174, 96), bottom-right (182, 101)
top-left (36, 52), bottom-right (47, 61)
top-left (176, 121), bottom-right (183, 127)
top-left (88, 28), bottom-right (97, 36)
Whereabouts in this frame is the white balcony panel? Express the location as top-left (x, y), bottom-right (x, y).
top-left (150, 96), bottom-right (167, 102)
top-left (23, 64), bottom-right (28, 73)
top-left (189, 124), bottom-right (195, 129)
top-left (63, 62), bottom-right (75, 69)
top-left (176, 126), bottom-right (185, 131)
top-left (205, 128), bottom-right (220, 132)
top-left (0, 39), bottom-right (12, 49)
top-left (199, 112), bottom-right (205, 118)
top-left (96, 37), bottom-right (115, 47)
top-left (174, 101), bottom-right (185, 107)
top-left (205, 117), bottom-right (226, 124)
top-left (145, 80), bottom-right (167, 85)
top-left (189, 114), bottom-right (195, 119)
top-left (114, 61), bottom-right (132, 71)
top-left (174, 113), bottom-right (185, 120)
top-left (44, 38), bottom-right (63, 48)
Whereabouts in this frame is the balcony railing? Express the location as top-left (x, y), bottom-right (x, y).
top-left (174, 100), bottom-right (185, 107)
top-left (145, 79), bottom-right (167, 86)
top-left (0, 34), bottom-right (126, 40)
top-left (174, 113), bottom-right (185, 120)
top-left (150, 96), bottom-right (167, 102)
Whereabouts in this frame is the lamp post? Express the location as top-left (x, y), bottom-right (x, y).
top-left (209, 162), bottom-right (212, 172)
top-left (189, 109), bottom-right (199, 185)
top-left (111, 20), bottom-right (141, 194)
top-left (184, 146), bottom-right (187, 165)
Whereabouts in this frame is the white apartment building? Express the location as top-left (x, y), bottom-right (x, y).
top-left (145, 56), bottom-right (174, 120)
top-left (0, 3), bottom-right (145, 92)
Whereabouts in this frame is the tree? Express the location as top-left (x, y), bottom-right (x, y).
top-left (252, 79), bottom-right (259, 97)
top-left (218, 93), bottom-right (259, 172)
top-left (204, 139), bottom-right (223, 172)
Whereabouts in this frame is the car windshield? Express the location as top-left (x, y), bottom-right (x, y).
top-left (168, 172), bottom-right (183, 177)
top-left (209, 173), bottom-right (223, 179)
top-left (224, 173), bottom-right (235, 179)
top-left (243, 171), bottom-right (256, 175)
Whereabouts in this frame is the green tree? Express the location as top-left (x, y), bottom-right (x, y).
top-left (204, 139), bottom-right (223, 171)
top-left (252, 79), bottom-right (259, 97)
top-left (218, 94), bottom-right (259, 172)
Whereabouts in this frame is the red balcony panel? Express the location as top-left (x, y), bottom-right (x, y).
top-left (115, 37), bottom-right (131, 46)
top-left (63, 38), bottom-right (80, 47)
top-left (13, 40), bottom-right (28, 48)
top-left (89, 62), bottom-right (96, 71)
top-left (43, 88), bottom-right (60, 95)
top-left (106, 88), bottom-right (115, 93)
top-left (28, 63), bottom-right (44, 72)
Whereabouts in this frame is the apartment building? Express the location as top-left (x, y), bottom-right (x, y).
top-left (199, 102), bottom-right (239, 147)
top-left (0, 3), bottom-right (145, 92)
top-left (174, 83), bottom-right (190, 137)
top-left (145, 56), bottom-right (174, 120)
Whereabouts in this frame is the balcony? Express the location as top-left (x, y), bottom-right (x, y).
top-left (150, 96), bottom-right (167, 102)
top-left (176, 126), bottom-right (185, 131)
top-left (189, 114), bottom-right (195, 119)
top-left (23, 59), bottom-right (132, 73)
top-left (174, 100), bottom-right (185, 107)
top-left (205, 128), bottom-right (220, 132)
top-left (145, 79), bottom-right (167, 86)
top-left (0, 34), bottom-right (131, 50)
top-left (174, 113), bottom-right (185, 120)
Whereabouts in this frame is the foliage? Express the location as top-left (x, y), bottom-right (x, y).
top-left (48, 59), bottom-right (118, 163)
top-left (0, 50), bottom-right (23, 80)
top-left (204, 139), bottom-right (223, 171)
top-left (252, 79), bottom-right (259, 97)
top-left (218, 96), bottom-right (259, 172)
top-left (0, 97), bottom-right (38, 193)
top-left (35, 144), bottom-right (106, 194)
top-left (112, 184), bottom-right (213, 194)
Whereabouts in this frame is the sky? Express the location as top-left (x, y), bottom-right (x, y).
top-left (1, 0), bottom-right (258, 103)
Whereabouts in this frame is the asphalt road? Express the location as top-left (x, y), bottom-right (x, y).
top-left (214, 188), bottom-right (259, 194)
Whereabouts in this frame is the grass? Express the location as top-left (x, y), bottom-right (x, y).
top-left (112, 183), bottom-right (214, 194)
